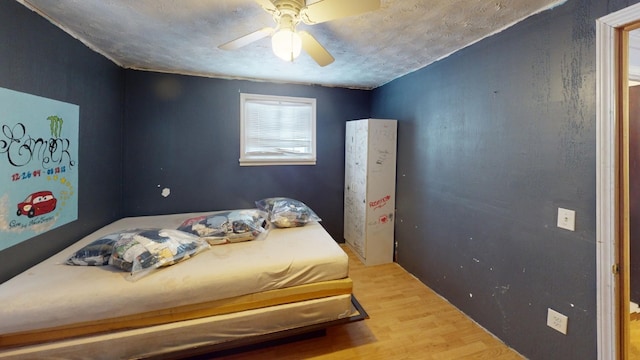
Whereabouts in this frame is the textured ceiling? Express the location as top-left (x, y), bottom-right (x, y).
top-left (17, 0), bottom-right (566, 89)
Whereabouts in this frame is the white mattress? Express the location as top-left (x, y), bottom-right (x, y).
top-left (0, 294), bottom-right (353, 360)
top-left (0, 212), bottom-right (348, 335)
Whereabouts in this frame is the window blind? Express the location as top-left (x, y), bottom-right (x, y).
top-left (240, 93), bottom-right (316, 165)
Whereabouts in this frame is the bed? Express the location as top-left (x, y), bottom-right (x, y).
top-left (0, 211), bottom-right (361, 359)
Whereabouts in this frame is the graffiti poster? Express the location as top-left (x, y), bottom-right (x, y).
top-left (0, 87), bottom-right (79, 251)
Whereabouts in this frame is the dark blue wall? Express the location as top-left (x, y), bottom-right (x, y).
top-left (0, 1), bottom-right (124, 283)
top-left (122, 71), bottom-right (371, 241)
top-left (371, 0), bottom-right (639, 358)
top-left (0, 0), bottom-right (369, 284)
top-left (5, 0), bottom-right (640, 357)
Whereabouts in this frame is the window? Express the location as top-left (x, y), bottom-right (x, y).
top-left (240, 93), bottom-right (316, 166)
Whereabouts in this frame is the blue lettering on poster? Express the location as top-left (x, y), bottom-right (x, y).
top-left (0, 87), bottom-right (79, 251)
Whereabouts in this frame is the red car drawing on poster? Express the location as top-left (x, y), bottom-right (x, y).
top-left (16, 191), bottom-right (57, 218)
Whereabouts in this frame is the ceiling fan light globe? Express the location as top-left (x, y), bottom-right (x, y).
top-left (272, 29), bottom-right (302, 62)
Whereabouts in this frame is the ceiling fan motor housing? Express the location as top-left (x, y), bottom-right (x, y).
top-left (271, 0), bottom-right (305, 29)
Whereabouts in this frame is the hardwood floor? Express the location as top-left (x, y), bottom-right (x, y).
top-left (207, 245), bottom-right (524, 360)
top-left (631, 318), bottom-right (640, 359)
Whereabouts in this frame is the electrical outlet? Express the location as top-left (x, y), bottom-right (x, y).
top-left (547, 308), bottom-right (568, 334)
top-left (557, 208), bottom-right (575, 231)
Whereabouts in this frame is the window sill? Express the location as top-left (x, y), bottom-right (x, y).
top-left (239, 158), bottom-right (316, 166)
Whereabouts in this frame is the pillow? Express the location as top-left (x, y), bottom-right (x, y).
top-left (177, 209), bottom-right (268, 245)
top-left (65, 234), bottom-right (119, 266)
top-left (109, 228), bottom-right (209, 280)
top-left (255, 197), bottom-right (321, 228)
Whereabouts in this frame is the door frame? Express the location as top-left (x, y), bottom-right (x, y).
top-left (597, 3), bottom-right (640, 359)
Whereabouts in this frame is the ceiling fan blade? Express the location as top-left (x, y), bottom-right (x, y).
top-left (254, 0), bottom-right (277, 12)
top-left (219, 27), bottom-right (274, 50)
top-left (301, 0), bottom-right (380, 24)
top-left (299, 31), bottom-right (334, 67)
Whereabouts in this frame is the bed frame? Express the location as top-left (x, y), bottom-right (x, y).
top-left (0, 212), bottom-right (363, 359)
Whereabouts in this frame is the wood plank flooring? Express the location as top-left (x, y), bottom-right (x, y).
top-left (208, 245), bottom-right (524, 360)
top-left (631, 318), bottom-right (640, 359)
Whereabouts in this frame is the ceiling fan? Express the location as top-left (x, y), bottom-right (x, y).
top-left (219, 0), bottom-right (380, 66)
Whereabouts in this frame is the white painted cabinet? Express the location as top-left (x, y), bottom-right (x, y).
top-left (344, 119), bottom-right (397, 265)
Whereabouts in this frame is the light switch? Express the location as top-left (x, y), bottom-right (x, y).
top-left (547, 308), bottom-right (568, 334)
top-left (557, 208), bottom-right (575, 231)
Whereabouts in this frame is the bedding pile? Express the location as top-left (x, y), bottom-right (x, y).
top-left (176, 209), bottom-right (268, 245)
top-left (255, 197), bottom-right (321, 228)
top-left (67, 229), bottom-right (208, 274)
top-left (65, 198), bottom-right (320, 280)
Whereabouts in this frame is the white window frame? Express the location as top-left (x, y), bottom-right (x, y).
top-left (240, 93), bottom-right (316, 166)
